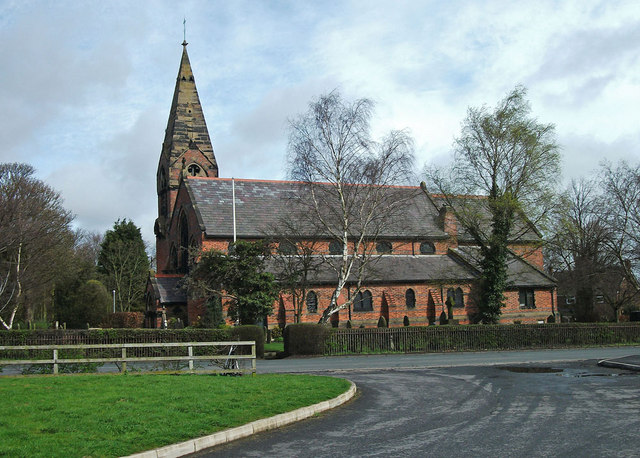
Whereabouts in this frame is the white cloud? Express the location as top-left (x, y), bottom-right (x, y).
top-left (1, 0), bottom-right (639, 250)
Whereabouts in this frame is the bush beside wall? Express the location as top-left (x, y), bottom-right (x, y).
top-left (102, 312), bottom-right (145, 329)
top-left (284, 323), bottom-right (329, 356)
top-left (230, 325), bottom-right (265, 358)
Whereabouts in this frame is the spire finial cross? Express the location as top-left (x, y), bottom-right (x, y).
top-left (182, 18), bottom-right (188, 47)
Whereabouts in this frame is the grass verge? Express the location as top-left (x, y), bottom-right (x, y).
top-left (264, 341), bottom-right (284, 352)
top-left (0, 373), bottom-right (350, 457)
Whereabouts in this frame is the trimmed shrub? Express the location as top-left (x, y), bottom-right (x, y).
top-left (403, 315), bottom-right (410, 327)
top-left (346, 320), bottom-right (352, 329)
top-left (377, 316), bottom-right (387, 328)
top-left (270, 325), bottom-right (283, 341)
top-left (324, 323), bottom-right (640, 355)
top-left (103, 312), bottom-right (144, 329)
top-left (230, 325), bottom-right (265, 358)
top-left (284, 323), bottom-right (329, 355)
top-left (439, 311), bottom-right (448, 325)
top-left (0, 328), bottom-right (233, 346)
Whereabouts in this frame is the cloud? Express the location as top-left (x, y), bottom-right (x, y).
top-left (2, 0), bottom-right (639, 249)
top-left (214, 78), bottom-right (339, 180)
top-left (0, 4), bottom-right (134, 162)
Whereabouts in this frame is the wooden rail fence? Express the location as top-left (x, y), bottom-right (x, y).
top-left (0, 341), bottom-right (256, 375)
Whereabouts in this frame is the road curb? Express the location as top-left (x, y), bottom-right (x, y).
top-left (597, 359), bottom-right (640, 372)
top-left (125, 380), bottom-right (357, 458)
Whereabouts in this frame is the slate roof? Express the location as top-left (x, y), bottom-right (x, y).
top-left (430, 196), bottom-right (541, 243)
top-left (266, 254), bottom-right (478, 284)
top-left (266, 250), bottom-right (554, 288)
top-left (186, 178), bottom-right (449, 239)
top-left (185, 177), bottom-right (542, 243)
top-left (150, 276), bottom-right (187, 304)
top-left (451, 246), bottom-right (556, 288)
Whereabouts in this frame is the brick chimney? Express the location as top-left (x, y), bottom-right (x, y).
top-left (438, 205), bottom-right (458, 245)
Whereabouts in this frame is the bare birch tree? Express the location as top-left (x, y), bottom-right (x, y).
top-left (0, 163), bottom-right (74, 329)
top-left (598, 161), bottom-right (640, 320)
top-left (287, 91), bottom-right (415, 324)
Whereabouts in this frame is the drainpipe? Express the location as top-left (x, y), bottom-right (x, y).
top-left (232, 178), bottom-right (237, 243)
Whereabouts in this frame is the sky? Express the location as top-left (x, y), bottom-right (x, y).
top-left (1, 0), bottom-right (639, 248)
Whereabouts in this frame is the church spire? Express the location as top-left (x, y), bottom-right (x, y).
top-left (155, 42), bottom-right (218, 243)
top-left (159, 41), bottom-right (218, 189)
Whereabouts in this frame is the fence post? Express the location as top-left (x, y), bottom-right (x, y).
top-left (121, 347), bottom-right (127, 373)
top-left (188, 345), bottom-right (194, 372)
top-left (53, 349), bottom-right (58, 375)
top-left (251, 341), bottom-right (256, 376)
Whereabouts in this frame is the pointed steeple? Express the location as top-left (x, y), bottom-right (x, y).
top-left (159, 42), bottom-right (218, 190)
top-left (155, 42), bottom-right (218, 247)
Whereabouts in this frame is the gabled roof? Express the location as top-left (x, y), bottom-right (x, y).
top-left (451, 246), bottom-right (556, 288)
top-left (430, 196), bottom-right (541, 243)
top-left (185, 177), bottom-right (449, 239)
top-left (183, 177), bottom-right (544, 244)
top-left (150, 275), bottom-right (187, 305)
top-left (267, 254), bottom-right (478, 285)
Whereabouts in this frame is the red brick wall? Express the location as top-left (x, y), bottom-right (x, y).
top-left (266, 282), bottom-right (479, 328)
top-left (499, 288), bottom-right (555, 324)
top-left (509, 244), bottom-right (544, 269)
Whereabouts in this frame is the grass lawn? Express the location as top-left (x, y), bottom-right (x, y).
top-left (0, 373), bottom-right (350, 457)
top-left (264, 341), bottom-right (284, 352)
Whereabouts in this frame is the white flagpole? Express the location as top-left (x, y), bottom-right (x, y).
top-left (232, 178), bottom-right (237, 243)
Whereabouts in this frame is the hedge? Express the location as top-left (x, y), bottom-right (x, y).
top-left (324, 323), bottom-right (640, 355)
top-left (284, 324), bottom-right (329, 356)
top-left (102, 312), bottom-right (145, 329)
top-left (0, 326), bottom-right (266, 362)
top-left (230, 325), bottom-right (265, 358)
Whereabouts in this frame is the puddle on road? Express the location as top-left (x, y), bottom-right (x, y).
top-left (498, 366), bottom-right (563, 374)
top-left (498, 366), bottom-right (637, 377)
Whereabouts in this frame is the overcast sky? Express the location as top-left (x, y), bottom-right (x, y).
top-left (1, 0), bottom-right (639, 247)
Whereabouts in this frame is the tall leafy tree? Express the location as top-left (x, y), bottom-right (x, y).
top-left (0, 163), bottom-right (74, 329)
top-left (426, 86), bottom-right (560, 323)
top-left (186, 240), bottom-right (279, 325)
top-left (54, 230), bottom-right (103, 326)
top-left (97, 219), bottom-right (149, 312)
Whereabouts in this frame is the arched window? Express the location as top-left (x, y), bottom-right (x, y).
top-left (187, 163), bottom-right (208, 177)
top-left (158, 168), bottom-right (168, 217)
top-left (306, 291), bottom-right (318, 313)
top-left (446, 288), bottom-right (455, 307)
top-left (278, 240), bottom-right (297, 255)
top-left (329, 240), bottom-right (342, 255)
top-left (179, 212), bottom-right (189, 272)
top-left (170, 245), bottom-right (178, 271)
top-left (454, 287), bottom-right (464, 308)
top-left (376, 241), bottom-right (392, 254)
top-left (406, 289), bottom-right (416, 309)
top-left (420, 241), bottom-right (435, 254)
top-left (354, 290), bottom-right (373, 312)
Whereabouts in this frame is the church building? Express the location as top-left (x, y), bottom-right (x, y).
top-left (145, 43), bottom-right (557, 328)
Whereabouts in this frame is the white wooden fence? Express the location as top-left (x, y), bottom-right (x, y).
top-left (0, 341), bottom-right (256, 375)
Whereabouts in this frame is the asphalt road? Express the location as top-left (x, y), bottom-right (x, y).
top-left (193, 348), bottom-right (640, 457)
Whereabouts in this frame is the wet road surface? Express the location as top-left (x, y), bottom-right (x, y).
top-left (193, 360), bottom-right (639, 457)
